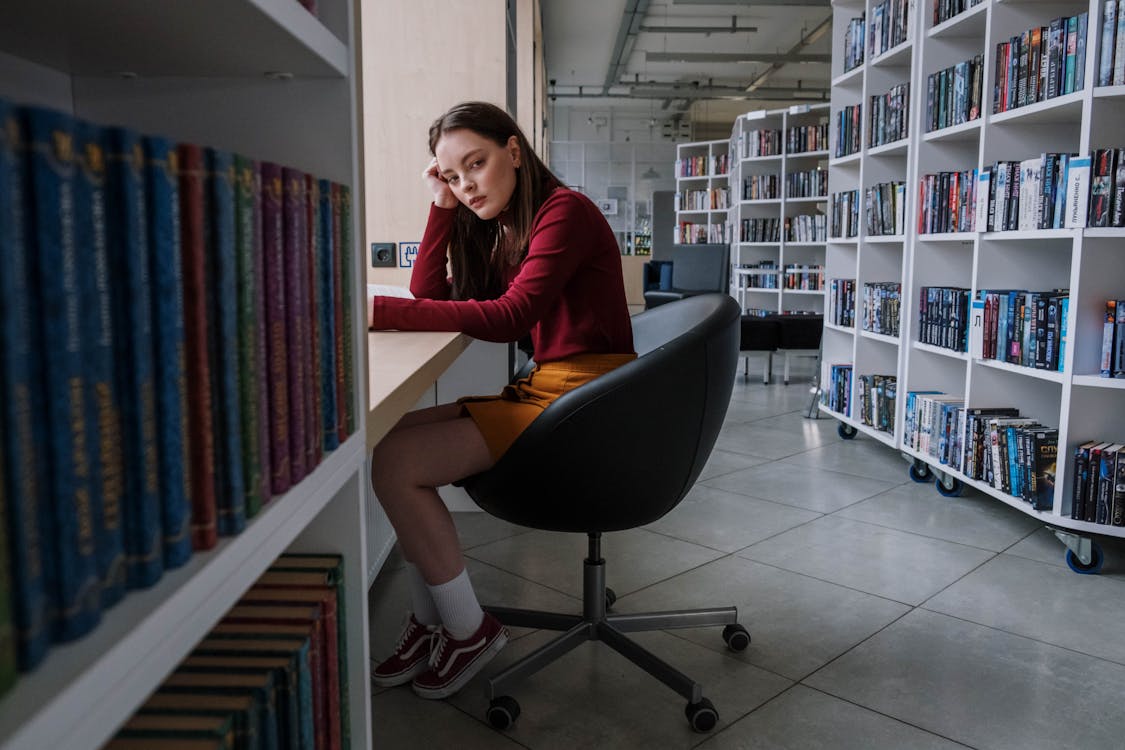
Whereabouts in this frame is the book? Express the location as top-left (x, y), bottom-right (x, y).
top-left (1090, 148), bottom-right (1116, 226)
top-left (26, 107), bottom-right (103, 639)
top-left (318, 178), bottom-right (339, 453)
top-left (1117, 0), bottom-right (1125, 84)
top-left (1064, 155), bottom-right (1091, 228)
top-left (208, 149), bottom-right (246, 536)
top-left (234, 156), bottom-right (265, 519)
top-left (117, 713), bottom-right (234, 746)
top-left (161, 671), bottom-right (279, 750)
top-left (331, 183), bottom-right (348, 445)
top-left (260, 162), bottom-right (291, 495)
top-left (338, 185), bottom-right (356, 436)
top-left (177, 144), bottom-right (218, 550)
top-left (178, 655), bottom-right (299, 750)
top-left (103, 738), bottom-right (227, 750)
top-left (1031, 428), bottom-right (1058, 510)
top-left (140, 692), bottom-right (258, 750)
top-left (1072, 441), bottom-right (1095, 520)
top-left (306, 176), bottom-right (323, 473)
top-left (1102, 300), bottom-right (1118, 376)
top-left (249, 162), bottom-right (272, 511)
top-left (1099, 0), bottom-right (1118, 86)
top-left (282, 168), bottom-right (309, 485)
top-left (144, 136), bottom-right (193, 569)
top-left (75, 121), bottom-right (127, 609)
top-left (1097, 444), bottom-right (1122, 523)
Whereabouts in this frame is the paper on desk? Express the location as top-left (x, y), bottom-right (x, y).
top-left (368, 284), bottom-right (414, 327)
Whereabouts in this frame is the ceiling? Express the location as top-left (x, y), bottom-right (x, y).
top-left (540, 0), bottom-right (832, 127)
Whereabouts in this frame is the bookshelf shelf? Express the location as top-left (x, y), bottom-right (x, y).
top-left (826, 322), bottom-right (857, 334)
top-left (737, 241), bottom-right (782, 247)
top-left (740, 153), bottom-right (784, 163)
top-left (830, 151), bottom-right (863, 167)
top-left (821, 405), bottom-right (898, 447)
top-left (922, 117), bottom-right (982, 142)
top-left (787, 149), bottom-right (832, 160)
top-left (829, 236), bottom-right (861, 244)
top-left (676, 174), bottom-right (712, 182)
top-left (867, 138), bottom-right (911, 156)
top-left (1072, 375), bottom-right (1125, 390)
top-left (786, 241), bottom-right (829, 246)
top-left (740, 198), bottom-right (783, 205)
top-left (787, 288), bottom-right (827, 296)
top-left (1083, 227), bottom-right (1125, 238)
top-left (833, 66), bottom-right (865, 88)
top-left (913, 340), bottom-right (969, 360)
top-left (869, 39), bottom-right (913, 68)
top-left (988, 90), bottom-right (1085, 126)
top-left (927, 2), bottom-right (989, 39)
top-left (975, 357), bottom-right (1067, 383)
top-left (866, 234), bottom-right (907, 243)
top-left (916, 231), bottom-right (977, 243)
top-left (860, 329), bottom-right (901, 345)
top-left (786, 195), bottom-right (829, 204)
top-left (1093, 85), bottom-right (1125, 100)
top-left (980, 228), bottom-right (1077, 241)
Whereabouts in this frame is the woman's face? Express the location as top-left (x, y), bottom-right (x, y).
top-left (435, 128), bottom-right (520, 220)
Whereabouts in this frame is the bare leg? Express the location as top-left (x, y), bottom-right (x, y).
top-left (370, 404), bottom-right (494, 585)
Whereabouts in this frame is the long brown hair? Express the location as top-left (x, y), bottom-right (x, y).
top-left (428, 102), bottom-right (560, 301)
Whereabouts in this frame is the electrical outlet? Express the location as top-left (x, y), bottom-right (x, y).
top-left (371, 242), bottom-right (396, 268)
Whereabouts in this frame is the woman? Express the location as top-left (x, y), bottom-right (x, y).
top-left (369, 101), bottom-right (634, 699)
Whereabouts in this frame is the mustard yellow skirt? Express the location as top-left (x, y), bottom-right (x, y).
top-left (459, 352), bottom-right (637, 461)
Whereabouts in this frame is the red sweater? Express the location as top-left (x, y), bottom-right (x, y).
top-left (371, 187), bottom-right (634, 362)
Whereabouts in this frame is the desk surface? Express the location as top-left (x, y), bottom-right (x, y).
top-left (367, 330), bottom-right (472, 449)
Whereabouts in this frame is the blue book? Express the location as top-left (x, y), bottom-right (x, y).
top-left (317, 179), bottom-right (338, 452)
top-left (207, 149), bottom-right (246, 536)
top-left (106, 126), bottom-right (163, 589)
top-left (1058, 296), bottom-right (1070, 371)
top-left (144, 136), bottom-right (193, 569)
top-left (75, 121), bottom-right (127, 608)
top-left (0, 100), bottom-right (52, 669)
top-left (25, 107), bottom-right (103, 641)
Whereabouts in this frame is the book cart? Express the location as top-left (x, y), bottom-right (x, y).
top-left (825, 0), bottom-right (1125, 574)
top-left (673, 138), bottom-right (731, 244)
top-left (0, 1), bottom-right (373, 748)
top-left (727, 104), bottom-right (830, 316)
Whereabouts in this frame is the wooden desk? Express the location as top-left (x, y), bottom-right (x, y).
top-left (366, 331), bottom-right (472, 450)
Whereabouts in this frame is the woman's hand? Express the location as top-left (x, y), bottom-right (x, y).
top-left (424, 157), bottom-right (458, 209)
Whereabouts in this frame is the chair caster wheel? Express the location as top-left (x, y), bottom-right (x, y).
top-left (909, 462), bottom-right (932, 482)
top-left (722, 623), bottom-right (751, 652)
top-left (1066, 542), bottom-right (1104, 575)
top-left (838, 423), bottom-right (857, 439)
top-left (685, 697), bottom-right (718, 733)
top-left (487, 695), bottom-right (520, 730)
top-left (605, 587), bottom-right (617, 611)
top-left (934, 474), bottom-right (963, 497)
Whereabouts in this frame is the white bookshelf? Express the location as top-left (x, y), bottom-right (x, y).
top-left (826, 0), bottom-right (1125, 554)
top-left (727, 104), bottom-right (830, 315)
top-left (674, 138), bottom-right (730, 244)
top-left (0, 1), bottom-right (372, 748)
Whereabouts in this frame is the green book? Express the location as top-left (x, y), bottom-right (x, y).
top-left (141, 692), bottom-right (259, 750)
top-left (103, 737), bottom-right (225, 750)
top-left (118, 712), bottom-right (234, 748)
top-left (232, 155), bottom-right (263, 518)
top-left (180, 655), bottom-right (298, 750)
top-left (162, 671), bottom-right (278, 750)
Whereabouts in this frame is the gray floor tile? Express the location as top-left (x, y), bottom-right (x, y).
top-left (722, 398), bottom-right (790, 425)
top-left (372, 687), bottom-right (521, 749)
top-left (645, 486), bottom-right (820, 552)
top-left (925, 553), bottom-right (1125, 665)
top-left (746, 411), bottom-right (841, 439)
top-left (466, 528), bottom-right (725, 598)
top-left (617, 556), bottom-right (910, 681)
top-left (698, 449), bottom-right (773, 482)
top-left (713, 423), bottom-right (829, 460)
top-left (696, 685), bottom-right (966, 750)
top-left (448, 629), bottom-right (792, 749)
top-left (833, 482), bottom-right (1042, 552)
top-left (805, 608), bottom-right (1125, 750)
top-left (1005, 526), bottom-right (1125, 581)
top-left (738, 516), bottom-right (995, 605)
top-left (705, 463), bottom-right (899, 513)
top-left (775, 437), bottom-right (912, 483)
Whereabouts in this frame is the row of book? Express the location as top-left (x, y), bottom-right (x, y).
top-left (0, 101), bottom-right (357, 688)
top-left (675, 187), bottom-right (730, 212)
top-left (1097, 1), bottom-right (1125, 87)
top-left (869, 82), bottom-right (910, 148)
top-left (828, 278), bottom-right (857, 328)
top-left (843, 15), bottom-right (866, 74)
top-left (868, 0), bottom-right (912, 59)
top-left (737, 261), bottom-right (781, 289)
top-left (786, 214), bottom-right (828, 243)
top-left (925, 55), bottom-right (983, 133)
top-left (834, 105), bottom-right (862, 158)
top-left (862, 282), bottom-right (902, 337)
top-left (932, 0), bottom-right (983, 28)
top-left (919, 286), bottom-right (970, 352)
top-left (1101, 299), bottom-right (1125, 377)
top-left (735, 128), bottom-right (781, 159)
top-left (1071, 440), bottom-right (1125, 524)
top-left (740, 217), bottom-right (781, 243)
top-left (676, 221), bottom-right (730, 244)
top-left (972, 289), bottom-right (1070, 371)
top-left (982, 156), bottom-right (1070, 232)
top-left (787, 123), bottom-right (829, 155)
top-left (993, 13), bottom-right (1089, 115)
top-left (103, 553), bottom-right (352, 750)
top-left (865, 181), bottom-right (907, 236)
top-left (1089, 148), bottom-right (1125, 227)
top-left (675, 155), bottom-right (728, 179)
top-left (831, 190), bottom-right (861, 238)
top-left (786, 168), bottom-right (828, 199)
top-left (822, 364), bottom-right (854, 416)
top-left (741, 175), bottom-right (779, 201)
top-left (857, 374), bottom-right (897, 434)
top-left (918, 169), bottom-right (978, 234)
top-left (782, 264), bottom-right (825, 291)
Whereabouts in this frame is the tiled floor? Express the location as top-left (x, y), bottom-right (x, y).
top-left (367, 360), bottom-right (1125, 749)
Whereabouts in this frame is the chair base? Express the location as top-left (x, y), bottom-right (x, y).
top-left (481, 534), bottom-right (738, 705)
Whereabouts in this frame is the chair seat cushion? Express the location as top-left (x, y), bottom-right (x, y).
top-left (739, 316), bottom-right (779, 351)
top-left (775, 315), bottom-right (823, 349)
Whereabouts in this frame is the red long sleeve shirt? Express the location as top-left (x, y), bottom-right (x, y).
top-left (371, 187), bottom-right (634, 363)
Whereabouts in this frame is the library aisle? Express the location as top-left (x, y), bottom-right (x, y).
top-left (368, 364), bottom-right (1125, 749)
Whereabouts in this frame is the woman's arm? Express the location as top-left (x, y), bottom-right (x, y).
top-left (407, 203), bottom-right (456, 300)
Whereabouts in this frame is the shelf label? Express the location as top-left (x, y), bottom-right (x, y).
top-left (399, 242), bottom-right (420, 268)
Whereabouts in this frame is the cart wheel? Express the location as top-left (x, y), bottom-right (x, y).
top-left (685, 697), bottom-right (719, 733)
top-left (487, 696), bottom-right (521, 730)
top-left (1066, 542), bottom-right (1104, 575)
top-left (909, 463), bottom-right (932, 482)
top-left (838, 423), bottom-right (857, 440)
top-left (604, 587), bottom-right (617, 611)
top-left (934, 474), bottom-right (963, 497)
top-left (722, 623), bottom-right (751, 652)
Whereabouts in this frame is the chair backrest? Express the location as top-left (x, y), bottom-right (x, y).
top-left (669, 243), bottom-right (728, 292)
top-left (462, 294), bottom-right (741, 533)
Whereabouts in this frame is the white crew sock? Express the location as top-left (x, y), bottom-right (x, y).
top-left (405, 562), bottom-right (440, 626)
top-left (427, 568), bottom-right (484, 640)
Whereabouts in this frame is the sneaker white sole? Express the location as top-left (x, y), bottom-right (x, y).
top-left (411, 630), bottom-right (509, 700)
top-left (370, 656), bottom-right (431, 688)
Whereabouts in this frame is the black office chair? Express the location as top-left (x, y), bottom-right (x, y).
top-left (460, 294), bottom-right (750, 733)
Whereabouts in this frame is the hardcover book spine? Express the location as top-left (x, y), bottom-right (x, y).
top-left (1112, 449), bottom-right (1125, 525)
top-left (27, 107), bottom-right (103, 639)
top-left (144, 136), bottom-right (192, 570)
top-left (0, 448), bottom-right (15, 694)
top-left (306, 175), bottom-right (323, 469)
top-left (75, 122), bottom-right (127, 608)
top-left (331, 183), bottom-right (346, 443)
top-left (251, 163), bottom-right (273, 508)
top-left (337, 184), bottom-right (356, 438)
top-left (177, 144), bottom-right (218, 549)
top-left (0, 101), bottom-right (51, 671)
top-left (261, 163), bottom-right (291, 495)
top-left (319, 178), bottom-right (339, 452)
top-left (208, 149), bottom-right (246, 536)
top-left (234, 156), bottom-right (263, 519)
top-left (282, 168), bottom-right (308, 483)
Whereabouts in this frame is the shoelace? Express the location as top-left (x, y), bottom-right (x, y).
top-left (428, 629), bottom-right (449, 667)
top-left (393, 617), bottom-right (434, 656)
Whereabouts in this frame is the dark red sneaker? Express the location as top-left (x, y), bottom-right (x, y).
top-left (371, 614), bottom-right (440, 687)
top-left (412, 612), bottom-right (509, 699)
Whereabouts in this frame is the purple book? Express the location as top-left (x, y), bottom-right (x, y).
top-left (251, 162), bottom-right (272, 507)
top-left (282, 167), bottom-right (308, 484)
top-left (260, 162), bottom-right (290, 495)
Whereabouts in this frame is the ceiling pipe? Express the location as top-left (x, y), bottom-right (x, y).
top-left (745, 14), bottom-right (833, 92)
top-left (603, 0), bottom-right (651, 94)
top-left (639, 16), bottom-right (757, 33)
top-left (647, 51), bottom-right (830, 64)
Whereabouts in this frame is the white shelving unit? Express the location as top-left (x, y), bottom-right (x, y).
top-left (673, 138), bottom-right (730, 244)
top-left (0, 2), bottom-right (372, 748)
top-left (826, 0), bottom-right (1125, 560)
top-left (727, 104), bottom-right (830, 316)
